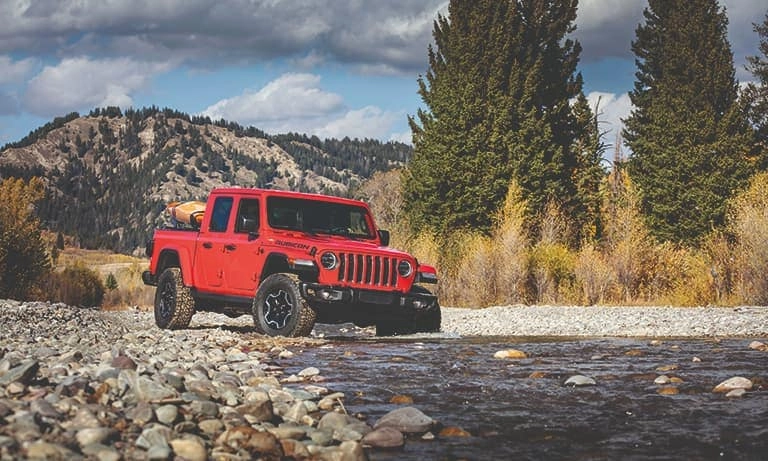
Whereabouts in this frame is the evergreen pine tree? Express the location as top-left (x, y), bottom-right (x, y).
top-left (623, 0), bottom-right (751, 244)
top-left (744, 11), bottom-right (768, 166)
top-left (405, 0), bottom-right (586, 239)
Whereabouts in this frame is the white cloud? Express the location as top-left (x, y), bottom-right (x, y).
top-left (201, 73), bottom-right (344, 126)
top-left (315, 106), bottom-right (401, 140)
top-left (0, 56), bottom-right (37, 84)
top-left (24, 57), bottom-right (171, 117)
top-left (585, 91), bottom-right (633, 155)
top-left (201, 73), bottom-right (402, 140)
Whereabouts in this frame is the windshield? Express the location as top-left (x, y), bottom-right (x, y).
top-left (267, 196), bottom-right (374, 239)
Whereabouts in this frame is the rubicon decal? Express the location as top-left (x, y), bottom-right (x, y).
top-left (274, 240), bottom-right (311, 250)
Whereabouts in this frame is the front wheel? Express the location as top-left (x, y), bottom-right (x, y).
top-left (154, 267), bottom-right (195, 329)
top-left (253, 274), bottom-right (316, 337)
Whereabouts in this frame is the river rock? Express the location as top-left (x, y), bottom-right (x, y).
top-left (76, 427), bottom-right (116, 447)
top-left (0, 360), bottom-right (39, 385)
top-left (748, 340), bottom-right (767, 351)
top-left (170, 436), bottom-right (207, 461)
top-left (493, 349), bottom-right (527, 359)
top-left (362, 426), bottom-right (405, 448)
top-left (726, 388), bottom-right (747, 398)
top-left (713, 376), bottom-right (753, 393)
top-left (373, 407), bottom-right (435, 434)
top-left (564, 375), bottom-right (597, 387)
top-left (155, 404), bottom-right (178, 425)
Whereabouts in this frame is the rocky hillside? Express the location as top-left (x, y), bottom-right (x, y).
top-left (0, 107), bottom-right (411, 254)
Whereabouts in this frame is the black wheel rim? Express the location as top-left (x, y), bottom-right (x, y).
top-left (264, 289), bottom-right (294, 330)
top-left (158, 279), bottom-right (175, 322)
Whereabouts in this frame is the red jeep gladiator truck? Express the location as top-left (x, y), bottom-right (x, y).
top-left (142, 187), bottom-right (440, 337)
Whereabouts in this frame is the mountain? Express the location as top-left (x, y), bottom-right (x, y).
top-left (0, 106), bottom-right (412, 254)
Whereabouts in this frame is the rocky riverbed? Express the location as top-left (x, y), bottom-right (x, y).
top-left (1, 300), bottom-right (767, 460)
top-left (0, 301), bottom-right (438, 460)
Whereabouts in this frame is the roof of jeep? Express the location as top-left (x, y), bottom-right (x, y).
top-left (210, 187), bottom-right (368, 208)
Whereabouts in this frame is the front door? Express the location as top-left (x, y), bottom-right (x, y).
top-left (224, 197), bottom-right (264, 295)
top-left (195, 196), bottom-right (234, 289)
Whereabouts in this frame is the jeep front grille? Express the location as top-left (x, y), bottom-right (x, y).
top-left (337, 253), bottom-right (399, 287)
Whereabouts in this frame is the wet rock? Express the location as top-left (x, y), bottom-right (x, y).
top-left (373, 407), bottom-right (435, 434)
top-left (493, 349), bottom-right (527, 359)
top-left (299, 366), bottom-right (321, 377)
top-left (528, 371), bottom-right (547, 379)
top-left (654, 375), bottom-right (671, 385)
top-left (362, 426), bottom-right (405, 448)
top-left (713, 376), bottom-right (753, 393)
top-left (390, 395), bottom-right (414, 404)
top-left (726, 388), bottom-right (747, 398)
top-left (439, 426), bottom-right (472, 437)
top-left (657, 386), bottom-right (679, 395)
top-left (655, 364), bottom-right (678, 372)
top-left (564, 375), bottom-right (597, 387)
top-left (749, 340), bottom-right (767, 351)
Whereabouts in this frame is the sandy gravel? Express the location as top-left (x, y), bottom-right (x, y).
top-left (439, 305), bottom-right (768, 338)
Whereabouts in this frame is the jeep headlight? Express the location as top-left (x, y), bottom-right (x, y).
top-left (397, 260), bottom-right (413, 277)
top-left (320, 252), bottom-right (338, 270)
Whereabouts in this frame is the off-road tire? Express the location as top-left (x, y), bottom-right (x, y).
top-left (412, 286), bottom-right (441, 333)
top-left (154, 267), bottom-right (195, 329)
top-left (253, 273), bottom-right (317, 337)
top-left (375, 286), bottom-right (441, 336)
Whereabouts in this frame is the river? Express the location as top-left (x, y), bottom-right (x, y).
top-left (284, 330), bottom-right (768, 460)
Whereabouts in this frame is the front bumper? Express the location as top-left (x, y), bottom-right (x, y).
top-left (300, 282), bottom-right (436, 309)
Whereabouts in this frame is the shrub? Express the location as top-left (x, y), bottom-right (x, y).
top-left (45, 264), bottom-right (105, 308)
top-left (528, 242), bottom-right (576, 304)
top-left (0, 177), bottom-right (51, 300)
top-left (728, 171), bottom-right (768, 304)
top-left (574, 244), bottom-right (616, 305)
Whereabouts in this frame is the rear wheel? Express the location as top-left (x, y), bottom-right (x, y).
top-left (154, 267), bottom-right (195, 329)
top-left (253, 274), bottom-right (316, 337)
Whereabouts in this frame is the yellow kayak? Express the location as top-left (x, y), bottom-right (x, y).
top-left (167, 201), bottom-right (206, 228)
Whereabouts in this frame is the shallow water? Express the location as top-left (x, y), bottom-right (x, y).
top-left (284, 331), bottom-right (768, 460)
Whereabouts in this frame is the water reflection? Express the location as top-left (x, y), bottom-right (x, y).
top-left (286, 330), bottom-right (768, 460)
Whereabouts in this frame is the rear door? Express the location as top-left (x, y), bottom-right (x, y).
top-left (194, 195), bottom-right (234, 291)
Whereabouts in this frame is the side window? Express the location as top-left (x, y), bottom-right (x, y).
top-left (209, 196), bottom-right (233, 233)
top-left (235, 198), bottom-right (260, 234)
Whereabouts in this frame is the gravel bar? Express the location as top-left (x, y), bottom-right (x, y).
top-left (440, 305), bottom-right (768, 337)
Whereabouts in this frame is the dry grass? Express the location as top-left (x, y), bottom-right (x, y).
top-left (56, 248), bottom-right (153, 310)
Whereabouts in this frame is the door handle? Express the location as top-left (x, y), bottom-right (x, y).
top-left (202, 242), bottom-right (213, 249)
top-left (224, 244), bottom-right (236, 251)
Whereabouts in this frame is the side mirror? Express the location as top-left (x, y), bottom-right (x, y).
top-left (378, 229), bottom-right (390, 247)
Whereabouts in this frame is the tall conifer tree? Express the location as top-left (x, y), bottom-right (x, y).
top-left (623, 0), bottom-right (751, 244)
top-left (404, 0), bottom-right (585, 239)
top-left (744, 11), bottom-right (768, 166)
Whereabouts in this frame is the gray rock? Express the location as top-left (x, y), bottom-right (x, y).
top-left (125, 401), bottom-right (155, 425)
top-left (190, 399), bottom-right (219, 418)
top-left (76, 427), bottom-right (116, 447)
top-left (135, 424), bottom-right (172, 450)
top-left (564, 375), bottom-right (597, 387)
top-left (0, 360), bottom-right (39, 385)
top-left (362, 427), bottom-right (405, 448)
top-left (373, 407), bottom-right (435, 434)
top-left (154, 404), bottom-right (178, 425)
top-left (198, 418), bottom-right (225, 435)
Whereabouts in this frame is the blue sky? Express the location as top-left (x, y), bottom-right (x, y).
top-left (0, 0), bottom-right (765, 150)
